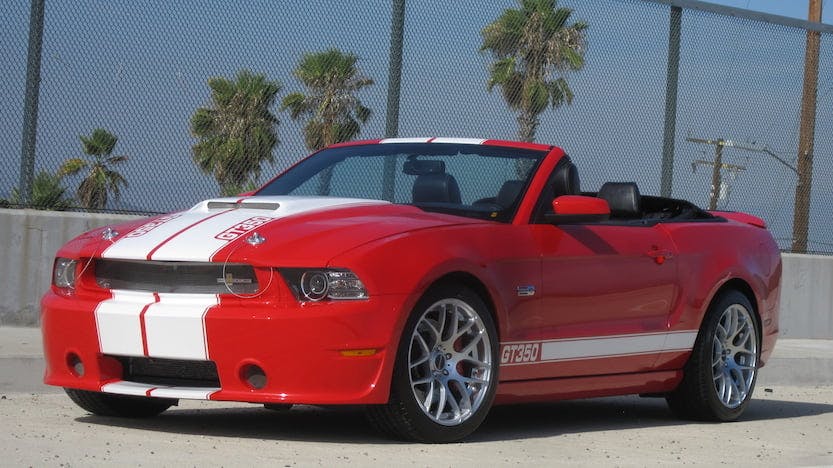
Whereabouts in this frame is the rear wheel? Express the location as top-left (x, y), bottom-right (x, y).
top-left (65, 388), bottom-right (175, 418)
top-left (666, 289), bottom-right (759, 421)
top-left (366, 284), bottom-right (498, 443)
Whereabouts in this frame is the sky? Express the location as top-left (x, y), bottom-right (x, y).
top-left (0, 0), bottom-right (831, 251)
top-left (708, 0), bottom-right (832, 23)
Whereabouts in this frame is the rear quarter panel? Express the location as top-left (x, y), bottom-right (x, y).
top-left (659, 219), bottom-right (781, 364)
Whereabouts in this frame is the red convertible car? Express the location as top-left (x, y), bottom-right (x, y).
top-left (42, 138), bottom-right (781, 442)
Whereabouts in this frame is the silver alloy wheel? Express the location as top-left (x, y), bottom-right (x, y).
top-left (712, 303), bottom-right (758, 408)
top-left (407, 298), bottom-right (493, 426)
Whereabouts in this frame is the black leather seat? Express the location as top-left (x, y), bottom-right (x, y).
top-left (412, 173), bottom-right (462, 204)
top-left (496, 180), bottom-right (524, 208)
top-left (598, 182), bottom-right (641, 219)
top-left (553, 162), bottom-right (580, 197)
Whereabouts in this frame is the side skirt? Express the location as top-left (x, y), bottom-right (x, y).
top-left (493, 370), bottom-right (683, 405)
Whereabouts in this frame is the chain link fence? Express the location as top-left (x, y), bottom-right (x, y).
top-left (1, 0), bottom-right (831, 253)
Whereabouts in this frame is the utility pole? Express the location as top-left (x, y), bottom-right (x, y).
top-left (18, 0), bottom-right (46, 206)
top-left (382, 0), bottom-right (406, 202)
top-left (687, 137), bottom-right (730, 210)
top-left (688, 137), bottom-right (798, 210)
top-left (792, 0), bottom-right (823, 253)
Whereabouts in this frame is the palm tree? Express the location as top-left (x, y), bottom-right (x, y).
top-left (281, 49), bottom-right (373, 195)
top-left (59, 128), bottom-right (127, 210)
top-left (191, 70), bottom-right (281, 196)
top-left (10, 170), bottom-right (73, 210)
top-left (481, 0), bottom-right (587, 143)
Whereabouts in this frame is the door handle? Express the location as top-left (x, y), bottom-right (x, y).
top-left (647, 249), bottom-right (673, 264)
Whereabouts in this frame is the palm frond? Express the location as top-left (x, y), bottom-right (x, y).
top-left (58, 158), bottom-right (88, 177)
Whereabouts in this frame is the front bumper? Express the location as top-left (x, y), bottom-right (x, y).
top-left (41, 290), bottom-right (408, 405)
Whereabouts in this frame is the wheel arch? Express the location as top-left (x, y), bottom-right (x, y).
top-left (704, 277), bottom-right (762, 344)
top-left (424, 271), bottom-right (500, 341)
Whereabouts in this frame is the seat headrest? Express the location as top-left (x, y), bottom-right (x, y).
top-left (598, 182), bottom-right (641, 218)
top-left (553, 162), bottom-right (580, 198)
top-left (412, 173), bottom-right (462, 204)
top-left (496, 180), bottom-right (524, 208)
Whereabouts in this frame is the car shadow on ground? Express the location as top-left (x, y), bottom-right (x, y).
top-left (77, 394), bottom-right (833, 444)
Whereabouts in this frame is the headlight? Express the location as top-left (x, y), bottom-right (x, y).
top-left (53, 258), bottom-right (78, 289)
top-left (280, 268), bottom-right (368, 301)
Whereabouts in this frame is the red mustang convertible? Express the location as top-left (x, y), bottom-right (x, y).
top-left (42, 138), bottom-right (781, 442)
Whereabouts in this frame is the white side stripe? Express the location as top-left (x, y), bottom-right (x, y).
top-left (95, 290), bottom-right (152, 356)
top-left (500, 331), bottom-right (698, 366)
top-left (144, 294), bottom-right (218, 360)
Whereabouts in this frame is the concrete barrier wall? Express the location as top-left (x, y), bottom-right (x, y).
top-left (1, 209), bottom-right (831, 338)
top-left (0, 209), bottom-right (141, 325)
top-left (779, 253), bottom-right (833, 339)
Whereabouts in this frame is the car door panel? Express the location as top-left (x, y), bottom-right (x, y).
top-left (501, 223), bottom-right (680, 380)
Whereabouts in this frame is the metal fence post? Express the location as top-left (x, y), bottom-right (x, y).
top-left (660, 5), bottom-right (681, 198)
top-left (382, 0), bottom-right (405, 201)
top-left (18, 0), bottom-right (46, 206)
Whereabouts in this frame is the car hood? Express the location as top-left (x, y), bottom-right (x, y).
top-left (67, 196), bottom-right (482, 265)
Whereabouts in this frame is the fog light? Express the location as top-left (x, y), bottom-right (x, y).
top-left (241, 364), bottom-right (267, 389)
top-left (67, 353), bottom-right (84, 377)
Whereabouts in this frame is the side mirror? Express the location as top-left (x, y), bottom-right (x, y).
top-left (546, 195), bottom-right (610, 224)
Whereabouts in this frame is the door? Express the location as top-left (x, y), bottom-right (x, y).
top-left (501, 223), bottom-right (680, 380)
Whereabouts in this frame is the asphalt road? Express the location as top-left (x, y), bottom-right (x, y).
top-left (2, 327), bottom-right (832, 466)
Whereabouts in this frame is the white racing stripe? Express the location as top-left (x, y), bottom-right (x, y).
top-left (149, 386), bottom-right (218, 400)
top-left (430, 137), bottom-right (487, 144)
top-left (102, 381), bottom-right (219, 400)
top-left (101, 381), bottom-right (156, 396)
top-left (144, 293), bottom-right (219, 360)
top-left (379, 137), bottom-right (488, 145)
top-left (102, 196), bottom-right (387, 262)
top-left (380, 137), bottom-right (432, 143)
top-left (95, 290), bottom-right (153, 356)
top-left (94, 290), bottom-right (219, 360)
top-left (102, 212), bottom-right (193, 260)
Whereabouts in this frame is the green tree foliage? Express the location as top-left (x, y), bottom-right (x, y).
top-left (9, 171), bottom-right (74, 210)
top-left (281, 49), bottom-right (373, 195)
top-left (191, 70), bottom-right (281, 196)
top-left (482, 0), bottom-right (587, 143)
top-left (58, 128), bottom-right (127, 210)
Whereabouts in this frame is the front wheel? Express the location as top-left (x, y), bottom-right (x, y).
top-left (366, 284), bottom-right (499, 443)
top-left (666, 289), bottom-right (759, 421)
top-left (65, 388), bottom-right (176, 418)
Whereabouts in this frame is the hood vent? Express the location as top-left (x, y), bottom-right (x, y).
top-left (206, 201), bottom-right (281, 211)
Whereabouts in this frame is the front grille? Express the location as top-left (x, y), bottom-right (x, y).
top-left (95, 259), bottom-right (259, 294)
top-left (113, 356), bottom-right (220, 388)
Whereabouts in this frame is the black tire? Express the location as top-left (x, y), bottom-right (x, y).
top-left (366, 284), bottom-right (499, 443)
top-left (65, 388), bottom-right (176, 418)
top-left (263, 403), bottom-right (293, 412)
top-left (666, 289), bottom-right (760, 421)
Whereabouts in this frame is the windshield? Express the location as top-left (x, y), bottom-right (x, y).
top-left (256, 143), bottom-right (547, 222)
